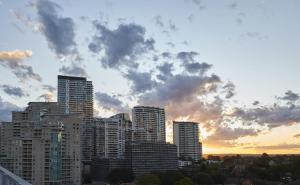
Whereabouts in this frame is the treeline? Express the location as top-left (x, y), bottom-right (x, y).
top-left (92, 153), bottom-right (300, 185)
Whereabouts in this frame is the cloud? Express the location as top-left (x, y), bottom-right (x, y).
top-left (166, 42), bottom-right (175, 48)
top-left (11, 22), bottom-right (25, 34)
top-left (125, 70), bottom-right (157, 93)
top-left (0, 85), bottom-right (28, 97)
top-left (89, 22), bottom-right (155, 69)
top-left (59, 62), bottom-right (88, 77)
top-left (278, 90), bottom-right (299, 102)
top-left (223, 82), bottom-right (235, 99)
top-left (161, 52), bottom-right (172, 58)
top-left (253, 101), bottom-right (260, 106)
top-left (182, 41), bottom-right (189, 45)
top-left (0, 50), bottom-right (42, 82)
top-left (129, 53), bottom-right (222, 129)
top-left (190, 0), bottom-right (206, 10)
top-left (139, 73), bottom-right (222, 128)
top-left (184, 62), bottom-right (212, 74)
top-left (168, 20), bottom-right (178, 31)
top-left (294, 133), bottom-right (300, 138)
top-left (0, 50), bottom-right (32, 61)
top-left (176, 51), bottom-right (212, 74)
top-left (36, 0), bottom-right (79, 59)
top-left (95, 92), bottom-right (129, 112)
top-left (38, 93), bottom-right (55, 101)
top-left (207, 127), bottom-right (259, 141)
top-left (42, 84), bottom-right (56, 92)
top-left (245, 143), bottom-right (300, 150)
top-left (154, 15), bottom-right (164, 27)
top-left (244, 32), bottom-right (268, 40)
top-left (39, 84), bottom-right (56, 101)
top-left (156, 62), bottom-right (173, 81)
top-left (228, 2), bottom-right (238, 10)
top-left (176, 51), bottom-right (199, 63)
top-left (228, 104), bottom-right (300, 129)
top-left (187, 14), bottom-right (194, 22)
top-left (0, 96), bottom-right (22, 121)
top-left (165, 96), bottom-right (224, 130)
top-left (204, 126), bottom-right (260, 147)
top-left (236, 12), bottom-right (245, 25)
top-left (153, 16), bottom-right (178, 32)
top-left (10, 9), bottom-right (41, 32)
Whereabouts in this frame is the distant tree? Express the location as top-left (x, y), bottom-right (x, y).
top-left (261, 153), bottom-right (270, 161)
top-left (106, 168), bottom-right (135, 184)
top-left (212, 172), bottom-right (226, 184)
top-left (207, 155), bottom-right (221, 161)
top-left (155, 171), bottom-right (185, 185)
top-left (192, 172), bottom-right (215, 185)
top-left (174, 177), bottom-right (193, 185)
top-left (135, 174), bottom-right (161, 185)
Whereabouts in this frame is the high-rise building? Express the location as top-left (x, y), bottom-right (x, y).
top-left (0, 122), bottom-right (14, 171)
top-left (173, 121), bottom-right (202, 161)
top-left (0, 102), bottom-right (82, 185)
top-left (111, 113), bottom-right (133, 144)
top-left (94, 113), bottom-right (132, 159)
top-left (57, 75), bottom-right (93, 161)
top-left (132, 106), bottom-right (165, 143)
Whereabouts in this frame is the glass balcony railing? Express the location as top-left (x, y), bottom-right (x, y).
top-left (0, 165), bottom-right (32, 185)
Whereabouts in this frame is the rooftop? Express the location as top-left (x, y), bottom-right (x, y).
top-left (58, 75), bottom-right (86, 80)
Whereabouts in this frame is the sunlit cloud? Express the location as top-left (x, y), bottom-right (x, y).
top-left (0, 50), bottom-right (42, 82)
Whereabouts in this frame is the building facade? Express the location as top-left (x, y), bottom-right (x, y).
top-left (173, 121), bottom-right (202, 161)
top-left (94, 113), bottom-right (132, 159)
top-left (90, 158), bottom-right (129, 182)
top-left (132, 106), bottom-right (165, 143)
top-left (125, 142), bottom-right (178, 175)
top-left (0, 122), bottom-right (14, 172)
top-left (57, 75), bottom-right (93, 161)
top-left (0, 102), bottom-right (82, 185)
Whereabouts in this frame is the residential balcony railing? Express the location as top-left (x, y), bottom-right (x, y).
top-left (0, 165), bottom-right (32, 185)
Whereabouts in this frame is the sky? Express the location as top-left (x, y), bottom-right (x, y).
top-left (1, 0), bottom-right (300, 154)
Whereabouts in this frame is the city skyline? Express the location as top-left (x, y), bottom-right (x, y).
top-left (1, 0), bottom-right (300, 154)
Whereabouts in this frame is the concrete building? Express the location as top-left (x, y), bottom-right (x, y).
top-left (173, 121), bottom-right (202, 161)
top-left (94, 113), bottom-right (132, 159)
top-left (0, 122), bottom-right (14, 172)
top-left (111, 113), bottom-right (133, 144)
top-left (57, 75), bottom-right (93, 161)
top-left (132, 106), bottom-right (165, 143)
top-left (125, 142), bottom-right (178, 175)
top-left (90, 158), bottom-right (129, 182)
top-left (0, 102), bottom-right (82, 185)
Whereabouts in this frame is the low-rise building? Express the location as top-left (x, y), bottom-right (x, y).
top-left (125, 142), bottom-right (178, 175)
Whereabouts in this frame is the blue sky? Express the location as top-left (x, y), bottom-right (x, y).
top-left (1, 0), bottom-right (300, 153)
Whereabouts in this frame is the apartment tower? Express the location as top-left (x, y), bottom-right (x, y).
top-left (57, 75), bottom-right (93, 161)
top-left (0, 102), bottom-right (81, 185)
top-left (132, 106), bottom-right (166, 143)
top-left (94, 113), bottom-right (132, 159)
top-left (173, 121), bottom-right (202, 161)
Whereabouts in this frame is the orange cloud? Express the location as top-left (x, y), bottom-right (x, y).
top-left (0, 50), bottom-right (32, 61)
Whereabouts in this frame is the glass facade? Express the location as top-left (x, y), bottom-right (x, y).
top-left (49, 132), bottom-right (62, 182)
